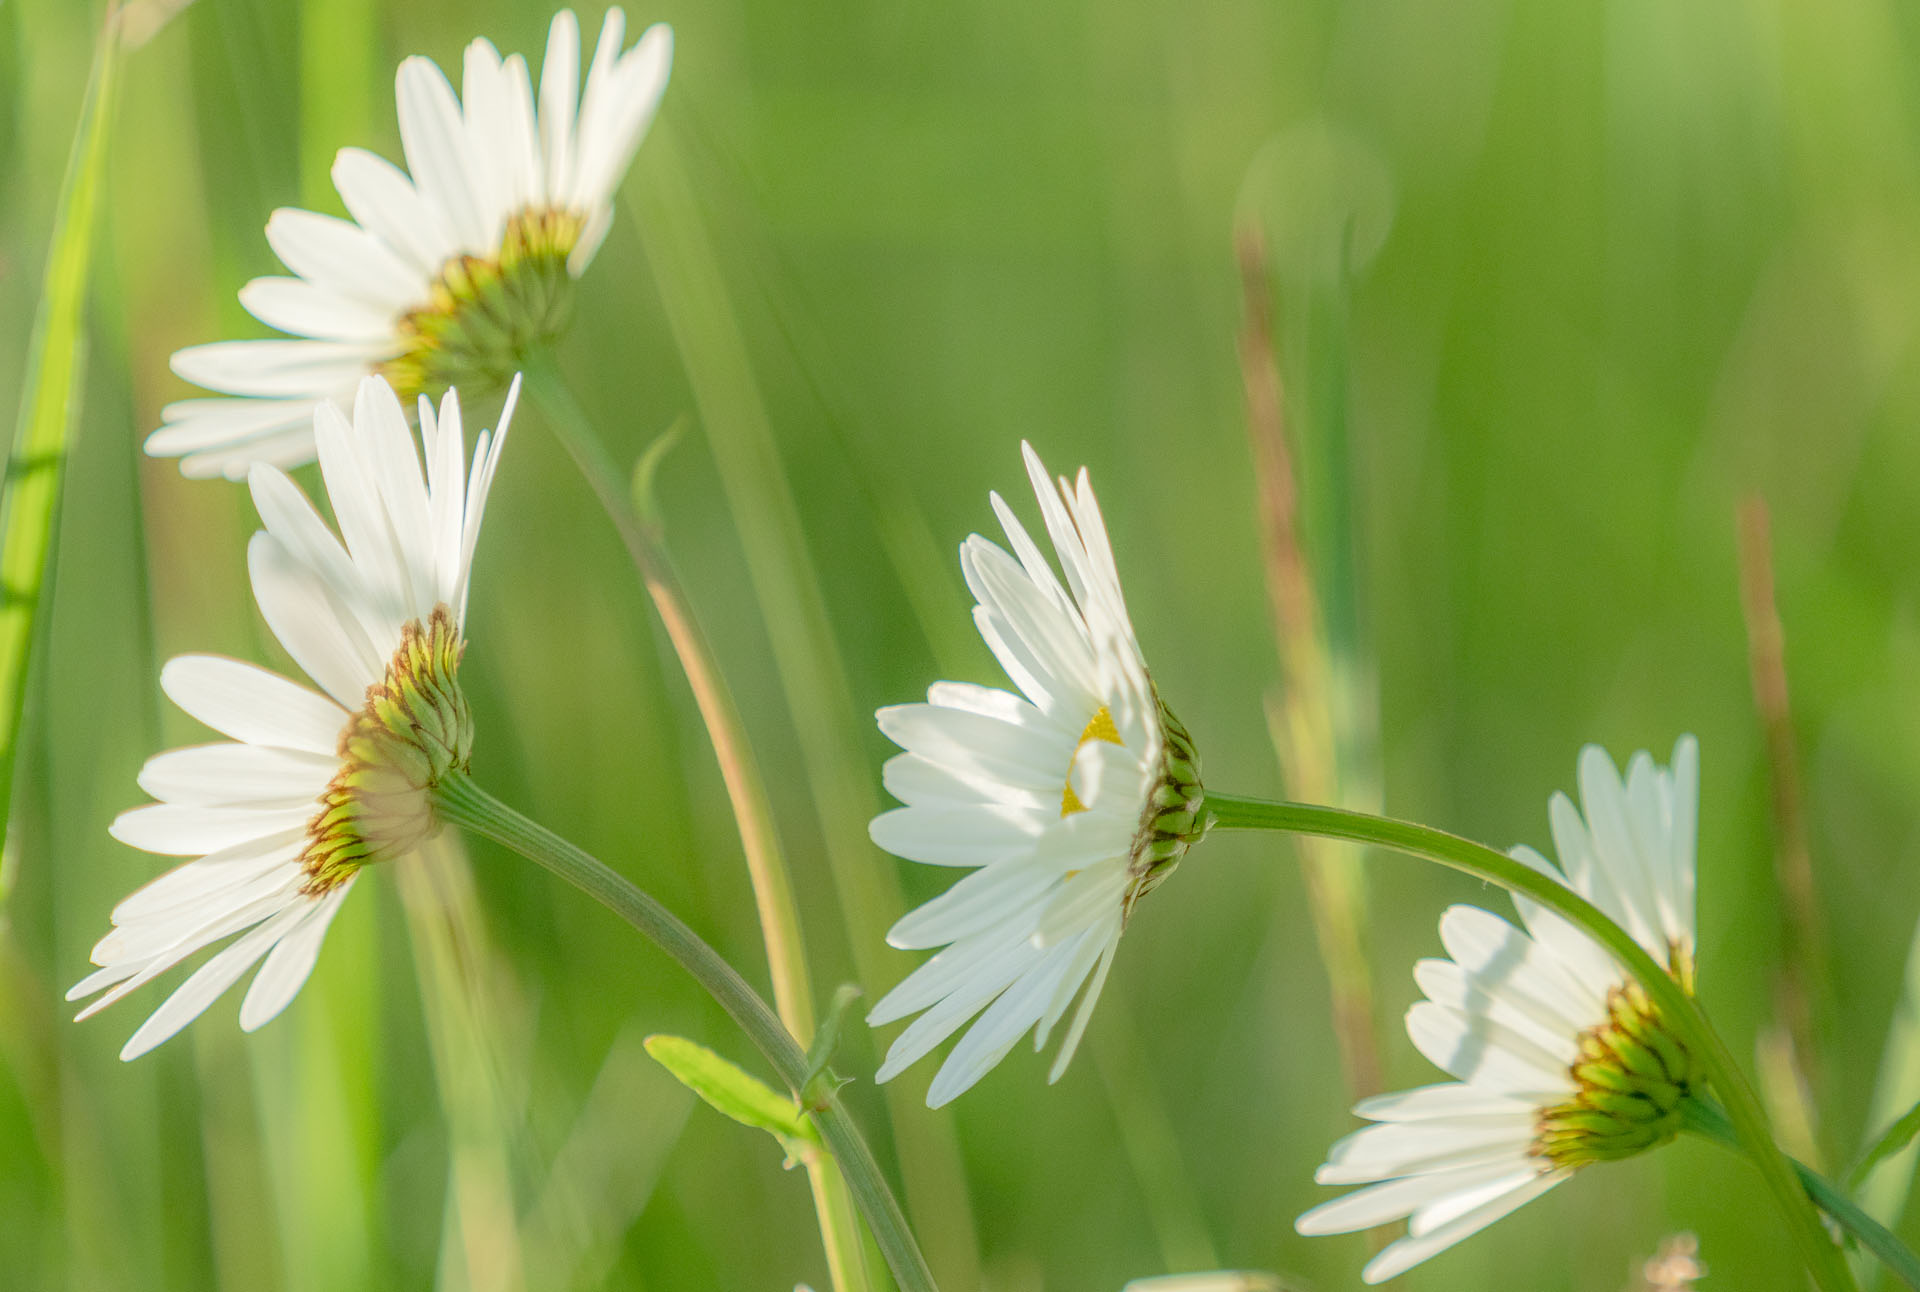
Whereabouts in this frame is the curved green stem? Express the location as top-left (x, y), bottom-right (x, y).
top-left (1204, 792), bottom-right (1856, 1292)
top-left (1683, 1099), bottom-right (1920, 1289)
top-left (431, 772), bottom-right (937, 1292)
top-left (517, 351), bottom-right (866, 1290)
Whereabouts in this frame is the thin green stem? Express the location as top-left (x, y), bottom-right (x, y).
top-left (1684, 1100), bottom-right (1920, 1289)
top-left (430, 772), bottom-right (936, 1292)
top-left (1204, 791), bottom-right (1856, 1292)
top-left (517, 352), bottom-right (864, 1290)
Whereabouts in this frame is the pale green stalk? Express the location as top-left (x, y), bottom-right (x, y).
top-left (0, 6), bottom-right (119, 880)
top-left (519, 353), bottom-right (867, 1292)
top-left (1204, 792), bottom-right (1856, 1291)
top-left (1683, 1100), bottom-right (1920, 1289)
top-left (630, 121), bottom-right (981, 1289)
top-left (1236, 230), bottom-right (1382, 1098)
top-left (429, 772), bottom-right (939, 1292)
top-left (400, 837), bottom-right (530, 1292)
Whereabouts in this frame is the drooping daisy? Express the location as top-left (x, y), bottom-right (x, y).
top-left (150, 9), bottom-right (668, 478)
top-left (70, 374), bottom-right (513, 1059)
top-left (1297, 737), bottom-right (1701, 1282)
top-left (866, 443), bottom-right (1206, 1107)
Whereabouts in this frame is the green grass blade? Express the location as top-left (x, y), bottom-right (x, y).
top-left (633, 119), bottom-right (981, 1291)
top-left (0, 7), bottom-right (120, 882)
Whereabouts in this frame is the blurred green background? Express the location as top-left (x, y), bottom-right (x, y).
top-left (5, 0), bottom-right (1920, 1288)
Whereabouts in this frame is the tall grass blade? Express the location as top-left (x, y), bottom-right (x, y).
top-left (633, 120), bottom-right (981, 1290)
top-left (0, 6), bottom-right (121, 885)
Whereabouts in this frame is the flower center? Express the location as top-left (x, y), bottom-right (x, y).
top-left (1060, 706), bottom-right (1123, 817)
top-left (1534, 979), bottom-right (1697, 1169)
top-left (379, 206), bottom-right (583, 403)
top-left (300, 605), bottom-right (472, 894)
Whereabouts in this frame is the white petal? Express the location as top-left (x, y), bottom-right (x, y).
top-left (1360, 1172), bottom-right (1564, 1283)
top-left (538, 8), bottom-right (582, 204)
top-left (109, 803), bottom-right (315, 857)
top-left (567, 22), bottom-right (672, 216)
top-left (397, 55), bottom-right (491, 252)
top-left (239, 276), bottom-right (396, 343)
top-left (248, 532), bottom-right (385, 707)
top-left (1297, 1160), bottom-right (1541, 1235)
top-left (1320, 1115), bottom-right (1536, 1181)
top-left (160, 655), bottom-right (347, 754)
top-left (331, 146), bottom-right (456, 275)
top-left (109, 833), bottom-right (306, 925)
top-left (180, 426), bottom-right (326, 481)
top-left (239, 880), bottom-right (354, 1030)
top-left (264, 208), bottom-right (423, 313)
top-left (876, 702), bottom-right (1071, 795)
top-left (1351, 1082), bottom-right (1536, 1124)
top-left (118, 903), bottom-right (311, 1061)
top-left (1404, 1001), bottom-right (1574, 1100)
top-left (170, 339), bottom-right (386, 399)
top-left (869, 804), bottom-right (1046, 866)
top-left (136, 742), bottom-right (333, 809)
top-left (148, 397), bottom-right (320, 458)
top-left (885, 858), bottom-right (1058, 951)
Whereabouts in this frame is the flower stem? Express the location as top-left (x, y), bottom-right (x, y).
top-left (517, 352), bottom-right (865, 1290)
top-left (1683, 1099), bottom-right (1920, 1289)
top-left (1203, 791), bottom-right (1857, 1292)
top-left (430, 772), bottom-right (937, 1292)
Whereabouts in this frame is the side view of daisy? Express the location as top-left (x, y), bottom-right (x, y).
top-left (1297, 737), bottom-right (1701, 1282)
top-left (70, 375), bottom-right (513, 1059)
top-left (866, 443), bottom-right (1206, 1106)
top-left (150, 8), bottom-right (669, 478)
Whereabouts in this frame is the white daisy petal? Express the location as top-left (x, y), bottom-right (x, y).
top-left (1301, 739), bottom-right (1703, 1282)
top-left (159, 655), bottom-right (346, 754)
top-left (153, 14), bottom-right (670, 475)
top-left (868, 445), bottom-right (1196, 1102)
top-left (75, 379), bottom-right (507, 1058)
top-left (1360, 1174), bottom-right (1564, 1283)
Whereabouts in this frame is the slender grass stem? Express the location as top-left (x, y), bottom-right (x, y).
top-left (632, 125), bottom-right (983, 1286)
top-left (1204, 791), bottom-right (1857, 1292)
top-left (430, 773), bottom-right (937, 1292)
top-left (0, 11), bottom-right (120, 879)
top-left (518, 353), bottom-right (865, 1291)
top-left (1683, 1099), bottom-right (1920, 1289)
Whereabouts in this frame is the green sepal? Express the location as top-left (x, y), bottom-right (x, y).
top-left (644, 1034), bottom-right (821, 1165)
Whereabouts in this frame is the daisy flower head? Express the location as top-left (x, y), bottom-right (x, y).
top-left (866, 443), bottom-right (1206, 1107)
top-left (151, 9), bottom-right (669, 478)
top-left (71, 374), bottom-right (514, 1059)
top-left (1297, 736), bottom-right (1701, 1282)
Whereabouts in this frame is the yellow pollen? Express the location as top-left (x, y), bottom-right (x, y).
top-left (1060, 705), bottom-right (1123, 817)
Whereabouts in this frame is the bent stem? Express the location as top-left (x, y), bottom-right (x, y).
top-left (1203, 792), bottom-right (1857, 1292)
top-left (431, 771), bottom-right (936, 1292)
top-left (517, 352), bottom-right (864, 1291)
top-left (435, 771), bottom-right (929, 1290)
top-left (1683, 1099), bottom-right (1920, 1290)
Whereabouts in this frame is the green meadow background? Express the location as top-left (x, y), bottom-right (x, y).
top-left (5, 0), bottom-right (1920, 1288)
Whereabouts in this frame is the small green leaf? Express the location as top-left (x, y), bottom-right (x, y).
top-left (644, 1034), bottom-right (819, 1160)
top-left (801, 982), bottom-right (863, 1104)
top-left (1853, 1098), bottom-right (1920, 1191)
top-left (628, 419), bottom-right (689, 534)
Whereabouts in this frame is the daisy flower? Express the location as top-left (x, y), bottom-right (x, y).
top-left (866, 443), bottom-right (1206, 1107)
top-left (1297, 737), bottom-right (1701, 1282)
top-left (150, 9), bottom-right (668, 478)
top-left (70, 374), bottom-right (513, 1059)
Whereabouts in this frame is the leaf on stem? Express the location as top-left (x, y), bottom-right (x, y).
top-left (644, 1034), bottom-right (820, 1165)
